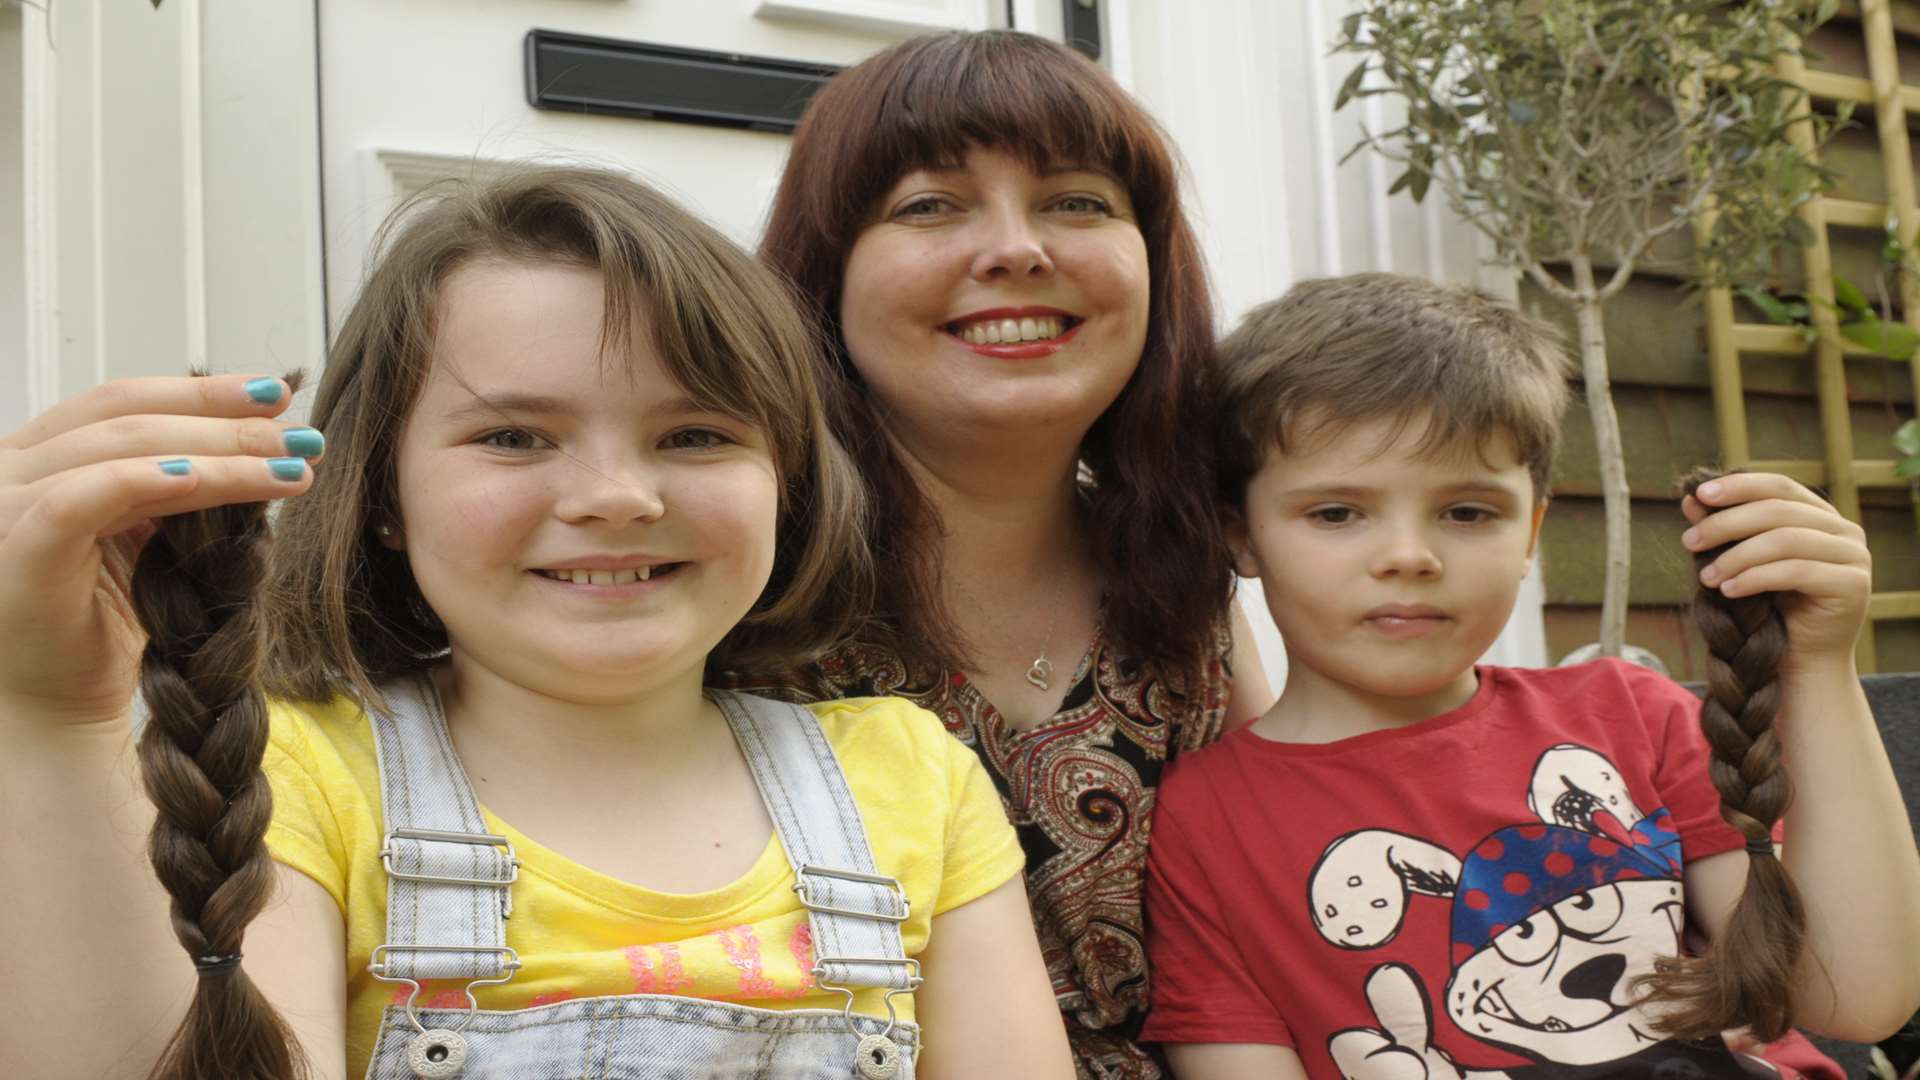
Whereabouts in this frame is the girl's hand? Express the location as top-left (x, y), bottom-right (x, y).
top-left (1680, 471), bottom-right (1870, 670)
top-left (0, 374), bottom-right (318, 726)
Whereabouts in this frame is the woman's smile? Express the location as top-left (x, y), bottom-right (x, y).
top-left (943, 306), bottom-right (1084, 358)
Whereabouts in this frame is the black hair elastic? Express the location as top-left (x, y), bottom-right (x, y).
top-left (192, 952), bottom-right (244, 977)
top-left (1745, 835), bottom-right (1778, 857)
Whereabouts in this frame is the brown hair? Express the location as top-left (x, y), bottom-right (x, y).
top-left (128, 167), bottom-right (868, 1076)
top-left (268, 166), bottom-right (870, 706)
top-left (760, 29), bottom-right (1231, 673)
top-left (1214, 273), bottom-right (1573, 506)
top-left (132, 378), bottom-right (309, 1080)
top-left (1635, 468), bottom-right (1805, 1041)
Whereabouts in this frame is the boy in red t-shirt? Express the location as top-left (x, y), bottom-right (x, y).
top-left (1142, 274), bottom-right (1920, 1079)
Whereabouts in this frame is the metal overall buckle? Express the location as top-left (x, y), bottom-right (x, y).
top-left (813, 957), bottom-right (921, 1080)
top-left (379, 827), bottom-right (522, 917)
top-left (373, 827), bottom-right (522, 1077)
top-left (369, 944), bottom-right (522, 1078)
top-left (792, 864), bottom-right (910, 922)
top-left (793, 865), bottom-right (917, 1078)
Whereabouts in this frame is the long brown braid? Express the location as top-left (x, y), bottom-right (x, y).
top-left (129, 376), bottom-right (308, 1079)
top-left (1636, 468), bottom-right (1805, 1040)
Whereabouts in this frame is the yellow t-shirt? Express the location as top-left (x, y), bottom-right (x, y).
top-left (263, 692), bottom-right (1025, 1079)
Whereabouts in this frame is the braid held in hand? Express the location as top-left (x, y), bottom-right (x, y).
top-left (130, 376), bottom-right (307, 1080)
top-left (1636, 468), bottom-right (1805, 1041)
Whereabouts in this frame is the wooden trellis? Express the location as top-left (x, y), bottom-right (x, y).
top-left (1702, 0), bottom-right (1920, 674)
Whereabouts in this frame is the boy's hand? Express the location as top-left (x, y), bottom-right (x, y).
top-left (1680, 472), bottom-right (1870, 669)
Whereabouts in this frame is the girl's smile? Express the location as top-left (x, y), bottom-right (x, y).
top-left (530, 559), bottom-right (688, 590)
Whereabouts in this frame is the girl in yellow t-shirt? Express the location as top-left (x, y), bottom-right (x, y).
top-left (0, 168), bottom-right (1071, 1080)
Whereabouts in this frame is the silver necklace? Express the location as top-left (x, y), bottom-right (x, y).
top-left (1024, 572), bottom-right (1068, 691)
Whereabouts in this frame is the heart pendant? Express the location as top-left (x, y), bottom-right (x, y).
top-left (1025, 657), bottom-right (1053, 691)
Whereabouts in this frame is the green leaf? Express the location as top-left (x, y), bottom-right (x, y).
top-left (1814, 0), bottom-right (1840, 26)
top-left (1785, 216), bottom-right (1819, 248)
top-left (1335, 62), bottom-right (1369, 112)
top-left (1388, 169), bottom-right (1414, 196)
top-left (1832, 274), bottom-right (1870, 316)
top-left (1840, 318), bottom-right (1920, 361)
top-left (1896, 419), bottom-right (1920, 459)
top-left (1896, 455), bottom-right (1920, 478)
top-left (1342, 12), bottom-right (1364, 41)
top-left (1408, 168), bottom-right (1431, 203)
top-left (1738, 286), bottom-right (1803, 327)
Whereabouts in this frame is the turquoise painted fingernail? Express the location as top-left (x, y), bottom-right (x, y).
top-left (245, 378), bottom-right (284, 404)
top-left (282, 427), bottom-right (325, 457)
top-left (268, 457), bottom-right (307, 481)
top-left (159, 458), bottom-right (191, 476)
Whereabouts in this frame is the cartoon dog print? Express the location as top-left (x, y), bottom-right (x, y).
top-left (1308, 744), bottom-right (1703, 1077)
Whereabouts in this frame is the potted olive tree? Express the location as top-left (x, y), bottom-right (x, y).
top-left (1335, 0), bottom-right (1841, 657)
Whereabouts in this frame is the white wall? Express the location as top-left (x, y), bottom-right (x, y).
top-left (6, 0), bottom-right (332, 423)
top-left (1, 6), bottom-right (25, 436)
top-left (200, 2), bottom-right (326, 382)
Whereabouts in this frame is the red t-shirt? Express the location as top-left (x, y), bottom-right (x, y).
top-left (1142, 660), bottom-right (1787, 1079)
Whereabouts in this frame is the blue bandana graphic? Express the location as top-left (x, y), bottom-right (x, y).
top-left (1449, 808), bottom-right (1681, 964)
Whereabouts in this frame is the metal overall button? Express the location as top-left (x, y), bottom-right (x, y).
top-left (406, 1028), bottom-right (469, 1078)
top-left (854, 1033), bottom-right (901, 1079)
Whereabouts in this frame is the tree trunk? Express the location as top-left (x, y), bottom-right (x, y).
top-left (1569, 254), bottom-right (1630, 658)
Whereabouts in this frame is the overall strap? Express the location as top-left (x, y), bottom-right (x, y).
top-left (366, 673), bottom-right (521, 988)
top-left (715, 691), bottom-right (917, 994)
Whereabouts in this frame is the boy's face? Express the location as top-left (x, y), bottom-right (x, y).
top-left (1231, 412), bottom-right (1544, 719)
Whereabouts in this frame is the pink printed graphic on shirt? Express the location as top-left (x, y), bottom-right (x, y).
top-left (527, 990), bottom-right (577, 1007)
top-left (715, 924), bottom-right (783, 999)
top-left (788, 921), bottom-right (817, 993)
top-left (624, 942), bottom-right (694, 995)
top-left (389, 982), bottom-right (472, 1009)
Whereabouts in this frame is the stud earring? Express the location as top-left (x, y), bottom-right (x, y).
top-left (376, 523), bottom-right (396, 538)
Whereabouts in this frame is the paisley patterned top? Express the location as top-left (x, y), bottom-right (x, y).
top-left (727, 621), bottom-right (1233, 1079)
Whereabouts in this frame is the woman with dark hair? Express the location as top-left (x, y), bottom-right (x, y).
top-left (738, 30), bottom-right (1274, 1078)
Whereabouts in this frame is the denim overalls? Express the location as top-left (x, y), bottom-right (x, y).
top-left (358, 677), bottom-right (922, 1079)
